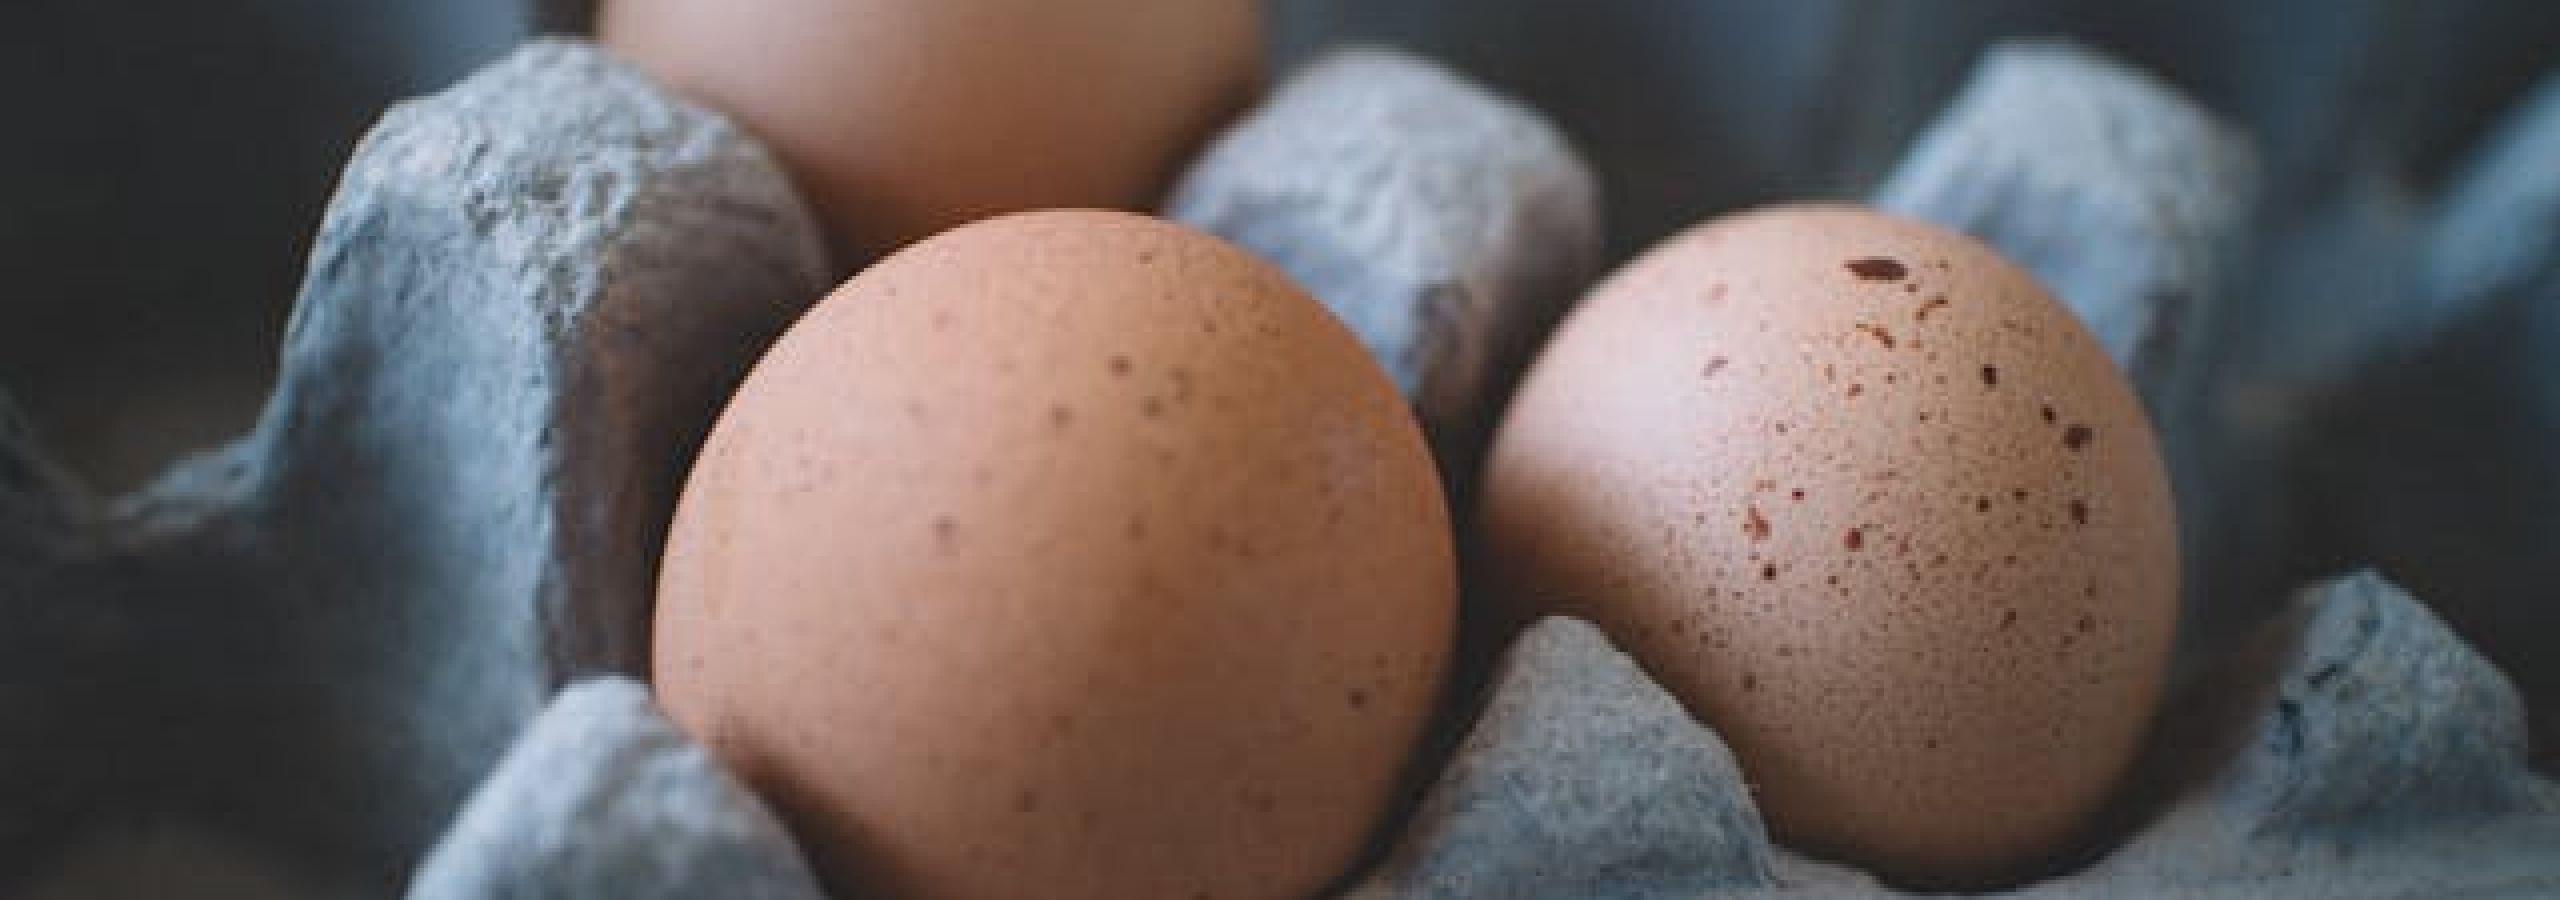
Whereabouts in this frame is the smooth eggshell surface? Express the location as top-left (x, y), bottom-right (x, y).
top-left (1477, 205), bottom-right (2178, 886)
top-left (653, 210), bottom-right (1455, 900)
top-left (598, 0), bottom-right (1262, 269)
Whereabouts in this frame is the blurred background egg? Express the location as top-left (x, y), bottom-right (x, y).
top-left (651, 210), bottom-right (1455, 899)
top-left (1476, 205), bottom-right (2179, 887)
top-left (598, 0), bottom-right (1262, 270)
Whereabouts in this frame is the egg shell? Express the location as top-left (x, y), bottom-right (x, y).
top-left (1476, 205), bottom-right (2178, 886)
top-left (598, 0), bottom-right (1262, 268)
top-left (653, 209), bottom-right (1456, 899)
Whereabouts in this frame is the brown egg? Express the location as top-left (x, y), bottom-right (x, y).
top-left (1477, 205), bottom-right (2178, 887)
top-left (598, 0), bottom-right (1262, 269)
top-left (654, 210), bottom-right (1454, 899)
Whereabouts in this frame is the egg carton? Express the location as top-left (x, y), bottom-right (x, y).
top-left (5, 34), bottom-right (2558, 899)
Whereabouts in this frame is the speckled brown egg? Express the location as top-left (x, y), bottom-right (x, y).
top-left (652, 209), bottom-right (1455, 900)
top-left (598, 0), bottom-right (1262, 269)
top-left (1476, 205), bottom-right (2178, 887)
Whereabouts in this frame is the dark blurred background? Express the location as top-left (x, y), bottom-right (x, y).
top-left (1276, 1), bottom-right (2560, 250)
top-left (0, 2), bottom-right (522, 492)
